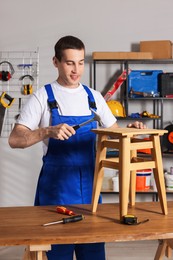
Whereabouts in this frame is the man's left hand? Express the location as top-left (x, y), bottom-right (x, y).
top-left (127, 121), bottom-right (147, 129)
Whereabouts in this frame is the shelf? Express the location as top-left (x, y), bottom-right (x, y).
top-left (101, 189), bottom-right (156, 194)
top-left (126, 97), bottom-right (173, 100)
top-left (116, 117), bottom-right (161, 121)
top-left (92, 52), bottom-right (153, 60)
top-left (93, 53), bottom-right (173, 64)
top-left (101, 189), bottom-right (173, 194)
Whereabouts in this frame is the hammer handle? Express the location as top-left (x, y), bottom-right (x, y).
top-left (73, 125), bottom-right (80, 130)
top-left (73, 118), bottom-right (94, 130)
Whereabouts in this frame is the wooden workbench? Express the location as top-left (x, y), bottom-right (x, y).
top-left (0, 202), bottom-right (173, 259)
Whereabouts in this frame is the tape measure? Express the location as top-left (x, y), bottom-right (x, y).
top-left (122, 215), bottom-right (149, 225)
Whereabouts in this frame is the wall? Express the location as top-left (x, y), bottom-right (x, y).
top-left (1, 0), bottom-right (173, 87)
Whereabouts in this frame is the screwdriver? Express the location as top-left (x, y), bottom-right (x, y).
top-left (43, 214), bottom-right (84, 226)
top-left (56, 206), bottom-right (76, 216)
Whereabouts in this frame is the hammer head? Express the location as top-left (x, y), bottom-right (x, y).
top-left (90, 108), bottom-right (103, 126)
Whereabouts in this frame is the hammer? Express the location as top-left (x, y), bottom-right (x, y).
top-left (73, 108), bottom-right (102, 130)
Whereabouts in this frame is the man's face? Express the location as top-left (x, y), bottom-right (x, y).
top-left (54, 48), bottom-right (85, 88)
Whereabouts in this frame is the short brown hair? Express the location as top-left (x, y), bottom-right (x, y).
top-left (54, 35), bottom-right (85, 61)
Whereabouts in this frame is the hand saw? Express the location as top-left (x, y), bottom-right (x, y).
top-left (0, 92), bottom-right (15, 136)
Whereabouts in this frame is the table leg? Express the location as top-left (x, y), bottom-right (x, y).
top-left (154, 239), bottom-right (173, 260)
top-left (154, 240), bottom-right (167, 260)
top-left (23, 245), bottom-right (51, 260)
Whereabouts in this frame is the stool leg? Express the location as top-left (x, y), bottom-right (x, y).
top-left (119, 137), bottom-right (131, 220)
top-left (129, 149), bottom-right (137, 206)
top-left (151, 135), bottom-right (168, 215)
top-left (91, 134), bottom-right (107, 212)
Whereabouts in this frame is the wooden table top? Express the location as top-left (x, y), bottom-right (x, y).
top-left (0, 202), bottom-right (173, 246)
top-left (92, 128), bottom-right (168, 137)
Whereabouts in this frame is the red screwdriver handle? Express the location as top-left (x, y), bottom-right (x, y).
top-left (56, 206), bottom-right (76, 216)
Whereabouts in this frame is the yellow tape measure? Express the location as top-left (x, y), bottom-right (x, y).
top-left (122, 215), bottom-right (149, 225)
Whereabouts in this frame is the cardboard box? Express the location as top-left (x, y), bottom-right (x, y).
top-left (140, 40), bottom-right (172, 59)
top-left (92, 52), bottom-right (153, 60)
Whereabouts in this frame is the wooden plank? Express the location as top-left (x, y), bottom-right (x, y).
top-left (92, 52), bottom-right (153, 60)
top-left (92, 128), bottom-right (168, 137)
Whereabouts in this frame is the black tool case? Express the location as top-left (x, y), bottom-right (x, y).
top-left (158, 72), bottom-right (173, 97)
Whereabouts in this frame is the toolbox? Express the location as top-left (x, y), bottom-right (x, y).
top-left (128, 70), bottom-right (163, 97)
top-left (158, 73), bottom-right (173, 97)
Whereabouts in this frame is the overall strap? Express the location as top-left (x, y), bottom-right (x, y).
top-left (83, 85), bottom-right (97, 110)
top-left (45, 84), bottom-right (97, 115)
top-left (45, 84), bottom-right (59, 116)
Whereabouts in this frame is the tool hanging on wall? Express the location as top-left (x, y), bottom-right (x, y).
top-left (14, 98), bottom-right (22, 120)
top-left (18, 63), bottom-right (38, 77)
top-left (0, 61), bottom-right (15, 81)
top-left (0, 92), bottom-right (15, 108)
top-left (104, 69), bottom-right (131, 101)
top-left (19, 74), bottom-right (34, 95)
top-left (17, 64), bottom-right (33, 69)
top-left (0, 92), bottom-right (15, 136)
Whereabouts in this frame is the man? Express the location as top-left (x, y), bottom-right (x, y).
top-left (9, 35), bottom-right (145, 260)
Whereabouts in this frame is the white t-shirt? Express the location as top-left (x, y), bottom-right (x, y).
top-left (17, 81), bottom-right (117, 154)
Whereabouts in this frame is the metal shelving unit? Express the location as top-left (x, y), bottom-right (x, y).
top-left (93, 56), bottom-right (173, 129)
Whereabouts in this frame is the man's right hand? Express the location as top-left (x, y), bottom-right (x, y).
top-left (8, 123), bottom-right (76, 149)
top-left (48, 123), bottom-right (76, 140)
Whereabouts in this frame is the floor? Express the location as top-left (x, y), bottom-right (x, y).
top-left (0, 240), bottom-right (172, 260)
top-left (106, 240), bottom-right (172, 260)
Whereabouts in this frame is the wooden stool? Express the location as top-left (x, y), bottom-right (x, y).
top-left (91, 128), bottom-right (168, 220)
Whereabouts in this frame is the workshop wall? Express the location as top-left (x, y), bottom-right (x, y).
top-left (0, 0), bottom-right (173, 208)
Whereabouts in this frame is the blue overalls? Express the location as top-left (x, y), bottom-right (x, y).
top-left (35, 84), bottom-right (105, 260)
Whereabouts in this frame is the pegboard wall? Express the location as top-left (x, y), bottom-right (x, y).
top-left (0, 49), bottom-right (39, 137)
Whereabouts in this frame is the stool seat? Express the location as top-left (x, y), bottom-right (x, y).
top-left (91, 128), bottom-right (168, 220)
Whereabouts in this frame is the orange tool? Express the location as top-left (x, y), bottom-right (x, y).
top-left (56, 206), bottom-right (76, 216)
